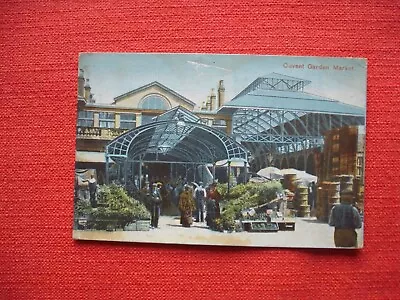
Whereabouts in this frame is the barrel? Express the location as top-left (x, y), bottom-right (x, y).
top-left (333, 175), bottom-right (354, 194)
top-left (333, 175), bottom-right (355, 204)
top-left (326, 181), bottom-right (340, 214)
top-left (284, 173), bottom-right (297, 192)
top-left (297, 185), bottom-right (310, 217)
top-left (316, 182), bottom-right (332, 222)
top-left (286, 191), bottom-right (295, 210)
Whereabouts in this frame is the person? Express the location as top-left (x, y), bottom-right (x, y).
top-left (205, 182), bottom-right (221, 229)
top-left (329, 188), bottom-right (362, 248)
top-left (178, 185), bottom-right (196, 227)
top-left (194, 182), bottom-right (207, 222)
top-left (151, 183), bottom-right (162, 228)
top-left (265, 209), bottom-right (272, 223)
top-left (134, 175), bottom-right (140, 190)
top-left (308, 181), bottom-right (316, 210)
top-left (86, 175), bottom-right (97, 208)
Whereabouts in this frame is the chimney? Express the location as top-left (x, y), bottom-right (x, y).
top-left (206, 96), bottom-right (212, 111)
top-left (210, 88), bottom-right (216, 111)
top-left (84, 78), bottom-right (91, 101)
top-left (201, 101), bottom-right (207, 111)
top-left (217, 80), bottom-right (225, 108)
top-left (78, 69), bottom-right (85, 97)
top-left (89, 93), bottom-right (95, 103)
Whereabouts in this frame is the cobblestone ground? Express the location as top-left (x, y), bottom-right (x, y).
top-left (73, 216), bottom-right (364, 249)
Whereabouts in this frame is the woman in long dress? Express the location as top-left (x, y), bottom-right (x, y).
top-left (205, 183), bottom-right (221, 229)
top-left (178, 185), bottom-right (196, 227)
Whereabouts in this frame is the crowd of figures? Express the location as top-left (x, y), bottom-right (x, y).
top-left (145, 179), bottom-right (222, 230)
top-left (75, 171), bottom-right (224, 230)
top-left (177, 182), bottom-right (222, 229)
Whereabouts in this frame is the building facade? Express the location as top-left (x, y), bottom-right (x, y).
top-left (76, 70), bottom-right (231, 183)
top-left (76, 70), bottom-right (365, 183)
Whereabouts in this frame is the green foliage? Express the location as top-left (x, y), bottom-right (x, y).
top-left (220, 210), bottom-right (236, 232)
top-left (75, 200), bottom-right (92, 216)
top-left (219, 181), bottom-right (283, 231)
top-left (216, 183), bottom-right (228, 199)
top-left (214, 218), bottom-right (224, 232)
top-left (78, 184), bottom-right (150, 230)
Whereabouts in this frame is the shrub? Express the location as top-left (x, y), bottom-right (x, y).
top-left (216, 183), bottom-right (228, 199)
top-left (214, 218), bottom-right (224, 232)
top-left (78, 184), bottom-right (150, 230)
top-left (219, 181), bottom-right (283, 231)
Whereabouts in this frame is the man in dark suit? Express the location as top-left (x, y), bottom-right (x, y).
top-left (329, 188), bottom-right (362, 247)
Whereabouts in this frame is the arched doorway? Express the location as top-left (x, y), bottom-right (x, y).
top-left (281, 157), bottom-right (288, 169)
top-left (271, 159), bottom-right (279, 168)
top-left (289, 157), bottom-right (296, 168)
top-left (306, 153), bottom-right (316, 175)
top-left (296, 155), bottom-right (305, 171)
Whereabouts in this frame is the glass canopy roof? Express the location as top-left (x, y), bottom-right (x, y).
top-left (219, 73), bottom-right (365, 153)
top-left (106, 106), bottom-right (248, 165)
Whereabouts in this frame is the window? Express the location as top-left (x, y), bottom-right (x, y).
top-left (212, 119), bottom-right (227, 133)
top-left (212, 119), bottom-right (226, 126)
top-left (141, 114), bottom-right (158, 125)
top-left (140, 94), bottom-right (170, 110)
top-left (99, 112), bottom-right (115, 128)
top-left (119, 113), bottom-right (136, 129)
top-left (77, 111), bottom-right (94, 127)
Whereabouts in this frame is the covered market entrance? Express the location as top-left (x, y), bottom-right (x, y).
top-left (105, 106), bottom-right (249, 189)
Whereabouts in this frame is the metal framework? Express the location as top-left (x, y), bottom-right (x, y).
top-left (218, 73), bottom-right (366, 171)
top-left (233, 108), bottom-right (364, 153)
top-left (105, 106), bottom-right (248, 184)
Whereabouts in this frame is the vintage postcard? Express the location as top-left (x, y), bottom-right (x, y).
top-left (73, 53), bottom-right (366, 249)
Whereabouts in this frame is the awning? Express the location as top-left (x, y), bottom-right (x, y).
top-left (214, 159), bottom-right (248, 167)
top-left (76, 151), bottom-right (114, 163)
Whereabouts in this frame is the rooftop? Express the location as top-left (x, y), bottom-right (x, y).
top-left (113, 81), bottom-right (196, 107)
top-left (219, 73), bottom-right (365, 116)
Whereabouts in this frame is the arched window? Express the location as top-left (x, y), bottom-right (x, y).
top-left (140, 94), bottom-right (170, 110)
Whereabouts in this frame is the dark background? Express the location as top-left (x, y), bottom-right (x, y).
top-left (1, 1), bottom-right (399, 299)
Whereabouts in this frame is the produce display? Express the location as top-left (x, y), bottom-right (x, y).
top-left (75, 184), bottom-right (150, 230)
top-left (217, 181), bottom-right (283, 231)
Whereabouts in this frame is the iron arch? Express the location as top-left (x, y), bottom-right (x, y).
top-left (306, 153), bottom-right (316, 175)
top-left (296, 155), bottom-right (305, 171)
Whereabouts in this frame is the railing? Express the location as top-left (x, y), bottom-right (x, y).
top-left (76, 126), bottom-right (128, 140)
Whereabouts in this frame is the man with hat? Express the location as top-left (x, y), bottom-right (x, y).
top-left (194, 182), bottom-right (207, 222)
top-left (151, 183), bottom-right (162, 228)
top-left (329, 187), bottom-right (362, 247)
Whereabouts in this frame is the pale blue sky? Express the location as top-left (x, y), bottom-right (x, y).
top-left (79, 53), bottom-right (367, 108)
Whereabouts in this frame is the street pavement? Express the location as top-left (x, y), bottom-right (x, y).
top-left (73, 215), bottom-right (364, 249)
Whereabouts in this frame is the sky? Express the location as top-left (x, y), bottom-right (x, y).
top-left (78, 53), bottom-right (367, 108)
